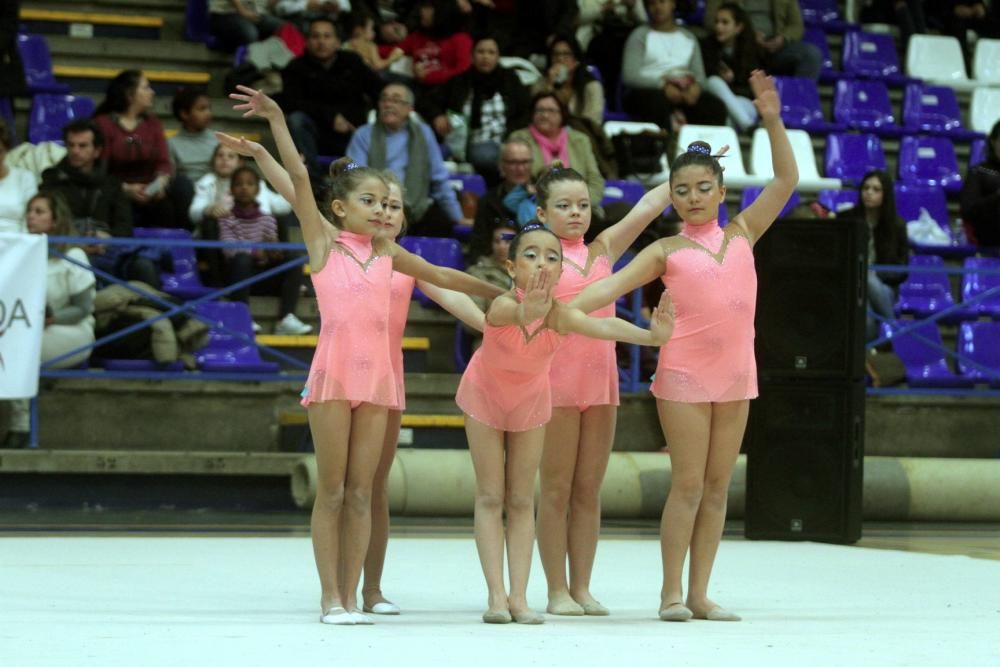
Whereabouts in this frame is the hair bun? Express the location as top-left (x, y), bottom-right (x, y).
top-left (686, 141), bottom-right (712, 156)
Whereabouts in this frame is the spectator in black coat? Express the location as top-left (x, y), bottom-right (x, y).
top-left (961, 120), bottom-right (1000, 247)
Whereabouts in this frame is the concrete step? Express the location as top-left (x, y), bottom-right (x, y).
top-left (20, 7), bottom-right (164, 40)
top-left (30, 0), bottom-right (189, 41)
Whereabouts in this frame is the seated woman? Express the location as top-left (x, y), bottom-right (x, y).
top-left (0, 119), bottom-right (39, 234)
top-left (535, 35), bottom-right (605, 127)
top-left (839, 170), bottom-right (909, 341)
top-left (960, 120), bottom-right (1000, 247)
top-left (3, 192), bottom-right (97, 449)
top-left (699, 2), bottom-right (762, 131)
top-left (508, 92), bottom-right (605, 221)
top-left (423, 36), bottom-right (531, 184)
top-left (93, 70), bottom-right (191, 230)
top-left (622, 0), bottom-right (727, 130)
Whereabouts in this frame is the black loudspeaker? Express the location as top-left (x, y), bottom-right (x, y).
top-left (744, 377), bottom-right (864, 543)
top-left (752, 218), bottom-right (867, 380)
top-left (745, 218), bottom-right (866, 544)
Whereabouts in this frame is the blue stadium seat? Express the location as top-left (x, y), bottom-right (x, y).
top-left (969, 138), bottom-right (986, 167)
top-left (902, 83), bottom-right (983, 142)
top-left (894, 255), bottom-right (957, 318)
top-left (880, 320), bottom-right (971, 388)
top-left (803, 26), bottom-right (844, 82)
top-left (841, 31), bottom-right (910, 86)
top-left (833, 79), bottom-right (904, 137)
top-left (28, 94), bottom-right (96, 144)
top-left (16, 33), bottom-right (71, 95)
top-left (133, 228), bottom-right (215, 300)
top-left (818, 189), bottom-right (858, 215)
top-left (195, 301), bottom-right (280, 373)
top-left (824, 133), bottom-right (886, 186)
top-left (897, 135), bottom-right (962, 194)
top-left (958, 322), bottom-right (1000, 386)
top-left (739, 187), bottom-right (801, 219)
top-left (601, 179), bottom-right (646, 206)
top-left (0, 97), bottom-right (16, 145)
top-left (800, 0), bottom-right (853, 32)
top-left (959, 257), bottom-right (1000, 320)
top-left (773, 76), bottom-right (844, 133)
top-left (894, 183), bottom-right (973, 256)
top-left (399, 236), bottom-right (464, 308)
top-left (184, 0), bottom-right (219, 49)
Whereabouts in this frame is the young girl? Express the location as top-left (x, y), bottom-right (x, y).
top-left (700, 2), bottom-right (762, 131)
top-left (572, 70), bottom-right (797, 622)
top-left (532, 164), bottom-right (678, 617)
top-left (343, 9), bottom-right (405, 73)
top-left (362, 172), bottom-right (487, 615)
top-left (458, 223), bottom-right (675, 624)
top-left (225, 85), bottom-right (504, 626)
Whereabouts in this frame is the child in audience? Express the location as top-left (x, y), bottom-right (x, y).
top-left (169, 87), bottom-right (219, 182)
top-left (344, 9), bottom-right (404, 73)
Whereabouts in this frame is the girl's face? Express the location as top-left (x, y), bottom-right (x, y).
top-left (378, 183), bottom-right (406, 240)
top-left (231, 170), bottom-right (260, 207)
top-left (670, 165), bottom-right (725, 224)
top-left (714, 10), bottom-right (743, 42)
top-left (214, 146), bottom-right (241, 178)
top-left (507, 230), bottom-right (563, 289)
top-left (26, 197), bottom-right (55, 235)
top-left (861, 176), bottom-right (884, 211)
top-left (332, 176), bottom-right (388, 235)
top-left (537, 180), bottom-right (591, 240)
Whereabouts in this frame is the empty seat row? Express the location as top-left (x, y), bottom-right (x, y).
top-left (881, 319), bottom-right (1000, 388)
top-left (825, 133), bottom-right (965, 192)
top-left (894, 256), bottom-right (1000, 320)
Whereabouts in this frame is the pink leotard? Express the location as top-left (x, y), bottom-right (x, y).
top-left (549, 238), bottom-right (620, 410)
top-left (456, 290), bottom-right (563, 432)
top-left (651, 220), bottom-right (758, 403)
top-left (388, 270), bottom-right (417, 411)
top-left (301, 231), bottom-right (398, 409)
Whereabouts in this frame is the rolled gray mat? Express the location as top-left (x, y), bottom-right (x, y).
top-left (291, 451), bottom-right (1000, 521)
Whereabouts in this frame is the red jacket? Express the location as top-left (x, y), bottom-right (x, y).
top-left (391, 31), bottom-right (473, 86)
top-left (93, 113), bottom-right (173, 184)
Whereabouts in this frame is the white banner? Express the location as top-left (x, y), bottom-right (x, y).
top-left (0, 233), bottom-right (47, 399)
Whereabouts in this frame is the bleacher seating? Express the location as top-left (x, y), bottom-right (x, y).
top-left (824, 133), bottom-right (886, 186)
top-left (897, 135), bottom-right (963, 194)
top-left (906, 34), bottom-right (975, 91)
top-left (880, 320), bottom-right (970, 388)
top-left (739, 187), bottom-right (801, 219)
top-left (970, 139), bottom-right (987, 168)
top-left (16, 32), bottom-right (71, 95)
top-left (750, 127), bottom-right (841, 191)
top-left (902, 83), bottom-right (983, 142)
top-left (895, 255), bottom-right (957, 318)
top-left (773, 76), bottom-right (844, 133)
top-left (969, 87), bottom-right (1000, 135)
top-left (675, 124), bottom-right (764, 188)
top-left (802, 27), bottom-right (842, 83)
top-left (841, 31), bottom-right (910, 86)
top-left (960, 257), bottom-right (1000, 320)
top-left (28, 94), bottom-right (95, 144)
top-left (833, 79), bottom-right (903, 136)
top-left (972, 38), bottom-right (1000, 84)
top-left (399, 236), bottom-right (464, 308)
top-left (818, 189), bottom-right (857, 215)
top-left (894, 183), bottom-right (973, 256)
top-left (195, 301), bottom-right (281, 373)
top-left (799, 0), bottom-right (852, 32)
top-left (958, 322), bottom-right (1000, 386)
top-left (133, 228), bottom-right (215, 301)
top-left (184, 0), bottom-right (218, 49)
top-left (601, 180), bottom-right (646, 206)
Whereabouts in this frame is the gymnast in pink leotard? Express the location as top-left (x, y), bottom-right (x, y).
top-left (572, 71), bottom-right (799, 623)
top-left (530, 166), bottom-right (675, 617)
top-left (458, 223), bottom-right (675, 625)
top-left (221, 86), bottom-right (504, 627)
top-left (362, 174), bottom-right (485, 617)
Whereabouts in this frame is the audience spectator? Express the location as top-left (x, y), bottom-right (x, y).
top-left (508, 0), bottom-right (580, 61)
top-left (464, 220), bottom-right (515, 340)
top-left (0, 119), bottom-right (37, 234)
top-left (509, 93), bottom-right (605, 215)
top-left (468, 138), bottom-right (534, 260)
top-left (273, 0), bottom-right (349, 32)
top-left (536, 35), bottom-right (605, 127)
top-left (219, 166), bottom-right (311, 334)
top-left (40, 119), bottom-right (161, 289)
top-left (282, 16), bottom-right (383, 188)
top-left (623, 0), bottom-right (728, 130)
top-left (857, 1), bottom-right (927, 50)
top-left (960, 120), bottom-right (1000, 247)
top-left (3, 192), bottom-right (97, 450)
top-left (704, 0), bottom-right (822, 80)
top-left (700, 2), bottom-right (762, 131)
top-left (209, 0), bottom-right (285, 52)
top-left (927, 1), bottom-right (1000, 69)
top-left (343, 8), bottom-right (405, 73)
top-left (93, 70), bottom-right (190, 229)
top-left (582, 0), bottom-right (646, 114)
top-left (169, 87), bottom-right (219, 182)
top-left (347, 82), bottom-right (470, 236)
top-left (395, 0), bottom-right (473, 93)
top-left (839, 170), bottom-right (909, 341)
top-left (423, 36), bottom-right (531, 183)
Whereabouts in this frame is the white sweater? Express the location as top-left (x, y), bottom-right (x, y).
top-left (189, 172), bottom-right (292, 227)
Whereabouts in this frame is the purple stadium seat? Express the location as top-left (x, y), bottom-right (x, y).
top-left (959, 257), bottom-right (1000, 320)
top-left (448, 173), bottom-right (487, 197)
top-left (893, 183), bottom-right (974, 256)
top-left (28, 94), bottom-right (96, 144)
top-left (824, 133), bottom-right (886, 185)
top-left (194, 301), bottom-right (280, 373)
top-left (184, 0), bottom-right (219, 48)
top-left (833, 79), bottom-right (904, 137)
top-left (894, 255), bottom-right (957, 318)
top-left (818, 189), bottom-right (858, 215)
top-left (601, 179), bottom-right (646, 206)
top-left (803, 27), bottom-right (843, 82)
top-left (880, 320), bottom-right (970, 387)
top-left (957, 321), bottom-right (1000, 386)
top-left (400, 236), bottom-right (464, 307)
top-left (841, 31), bottom-right (910, 85)
top-left (773, 77), bottom-right (844, 132)
top-left (16, 33), bottom-right (71, 95)
top-left (0, 97), bottom-right (15, 145)
top-left (739, 187), bottom-right (800, 219)
top-left (902, 83), bottom-right (983, 141)
top-left (800, 0), bottom-right (852, 31)
top-left (970, 139), bottom-right (986, 167)
top-left (897, 136), bottom-right (962, 194)
top-left (133, 228), bottom-right (215, 300)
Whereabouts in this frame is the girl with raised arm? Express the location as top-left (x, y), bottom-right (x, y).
top-left (572, 71), bottom-right (798, 621)
top-left (458, 223), bottom-right (674, 625)
top-left (223, 85), bottom-right (503, 626)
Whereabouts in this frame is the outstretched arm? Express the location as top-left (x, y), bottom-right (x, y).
top-left (570, 240), bottom-right (666, 313)
top-left (731, 71), bottom-right (798, 244)
top-left (419, 281), bottom-right (486, 332)
top-left (214, 132), bottom-right (295, 208)
top-left (549, 291), bottom-right (674, 346)
top-left (389, 244), bottom-right (507, 300)
top-left (594, 181), bottom-right (672, 262)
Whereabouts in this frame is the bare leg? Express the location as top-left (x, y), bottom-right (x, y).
top-left (567, 404), bottom-right (617, 614)
top-left (466, 415), bottom-right (510, 619)
top-left (536, 408), bottom-right (582, 614)
top-left (339, 402), bottom-right (389, 614)
top-left (307, 400), bottom-right (351, 616)
top-left (656, 400), bottom-right (712, 617)
top-left (505, 427), bottom-right (546, 624)
top-left (687, 400), bottom-right (748, 620)
top-left (363, 408), bottom-right (401, 612)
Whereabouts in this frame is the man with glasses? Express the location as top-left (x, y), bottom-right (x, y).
top-left (467, 139), bottom-right (534, 261)
top-left (346, 82), bottom-right (470, 236)
top-left (282, 16), bottom-right (383, 188)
